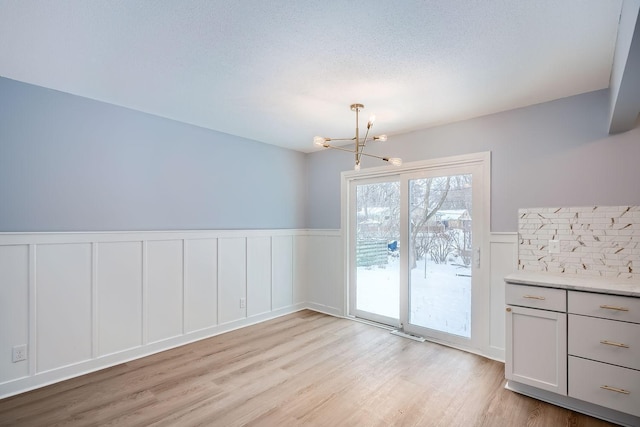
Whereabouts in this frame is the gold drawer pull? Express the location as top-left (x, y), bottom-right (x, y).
top-left (600, 304), bottom-right (629, 312)
top-left (523, 295), bottom-right (546, 300)
top-left (600, 340), bottom-right (630, 349)
top-left (600, 385), bottom-right (630, 395)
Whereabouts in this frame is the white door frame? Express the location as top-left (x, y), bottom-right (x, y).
top-left (348, 175), bottom-right (402, 327)
top-left (341, 152), bottom-right (491, 353)
top-left (400, 163), bottom-right (485, 349)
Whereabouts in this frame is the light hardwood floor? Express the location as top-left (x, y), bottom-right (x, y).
top-left (0, 310), bottom-right (618, 426)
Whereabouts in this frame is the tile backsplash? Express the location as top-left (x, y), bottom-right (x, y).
top-left (518, 206), bottom-right (640, 279)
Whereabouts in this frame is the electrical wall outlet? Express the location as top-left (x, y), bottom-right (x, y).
top-left (549, 239), bottom-right (561, 254)
top-left (12, 344), bottom-right (27, 363)
top-left (240, 298), bottom-right (246, 309)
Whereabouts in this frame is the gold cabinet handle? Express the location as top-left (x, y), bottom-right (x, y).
top-left (600, 385), bottom-right (630, 395)
top-left (600, 340), bottom-right (630, 349)
top-left (523, 295), bottom-right (546, 300)
top-left (506, 307), bottom-right (512, 312)
top-left (600, 304), bottom-right (629, 312)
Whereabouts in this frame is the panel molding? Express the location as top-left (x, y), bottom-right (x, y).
top-left (487, 232), bottom-right (519, 361)
top-left (0, 228), bottom-right (512, 399)
top-left (0, 229), bottom-right (328, 399)
top-left (35, 243), bottom-right (93, 373)
top-left (247, 237), bottom-right (272, 317)
top-left (146, 239), bottom-right (184, 343)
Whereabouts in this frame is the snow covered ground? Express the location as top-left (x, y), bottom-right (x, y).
top-left (356, 256), bottom-right (471, 337)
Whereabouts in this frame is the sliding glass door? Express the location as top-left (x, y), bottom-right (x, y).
top-left (402, 167), bottom-right (482, 346)
top-left (348, 155), bottom-right (488, 349)
top-left (350, 178), bottom-right (401, 326)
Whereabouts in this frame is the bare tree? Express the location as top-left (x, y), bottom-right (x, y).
top-left (450, 228), bottom-right (472, 266)
top-left (409, 177), bottom-right (451, 269)
top-left (428, 230), bottom-right (455, 264)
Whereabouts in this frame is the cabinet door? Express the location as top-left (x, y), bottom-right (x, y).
top-left (506, 305), bottom-right (567, 395)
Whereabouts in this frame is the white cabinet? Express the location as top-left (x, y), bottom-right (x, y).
top-left (505, 277), bottom-right (640, 426)
top-left (505, 284), bottom-right (567, 395)
top-left (567, 291), bottom-right (640, 417)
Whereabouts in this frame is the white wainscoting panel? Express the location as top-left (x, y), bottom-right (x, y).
top-left (0, 229), bottom-right (317, 399)
top-left (147, 240), bottom-right (184, 343)
top-left (488, 232), bottom-right (519, 361)
top-left (272, 236), bottom-right (293, 310)
top-left (0, 228), bottom-right (517, 397)
top-left (36, 243), bottom-right (93, 373)
top-left (305, 232), bottom-right (344, 316)
top-left (184, 239), bottom-right (218, 333)
top-left (247, 237), bottom-right (272, 317)
top-left (293, 236), bottom-right (307, 305)
top-left (96, 241), bottom-right (143, 356)
top-left (218, 237), bottom-right (247, 324)
top-left (0, 245), bottom-right (29, 383)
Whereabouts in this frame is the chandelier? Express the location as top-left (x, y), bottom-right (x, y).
top-left (313, 103), bottom-right (402, 171)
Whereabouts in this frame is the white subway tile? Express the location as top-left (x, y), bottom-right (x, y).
top-left (518, 205), bottom-right (640, 277)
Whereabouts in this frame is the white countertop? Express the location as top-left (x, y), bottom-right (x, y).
top-left (504, 271), bottom-right (640, 298)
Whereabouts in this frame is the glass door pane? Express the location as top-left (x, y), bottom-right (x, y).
top-left (353, 180), bottom-right (400, 323)
top-left (407, 174), bottom-right (472, 337)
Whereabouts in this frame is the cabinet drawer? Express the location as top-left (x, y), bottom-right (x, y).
top-left (506, 284), bottom-right (566, 311)
top-left (569, 356), bottom-right (640, 417)
top-left (568, 315), bottom-right (640, 370)
top-left (568, 291), bottom-right (640, 324)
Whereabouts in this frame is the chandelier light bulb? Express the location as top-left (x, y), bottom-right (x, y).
top-left (354, 162), bottom-right (361, 171)
top-left (367, 115), bottom-right (376, 128)
top-left (388, 157), bottom-right (403, 166)
top-left (375, 134), bottom-right (388, 142)
top-left (313, 136), bottom-right (327, 147)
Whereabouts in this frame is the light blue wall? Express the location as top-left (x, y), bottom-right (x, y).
top-left (307, 90), bottom-right (640, 232)
top-left (0, 77), bottom-right (306, 231)
top-left (3, 77), bottom-right (639, 234)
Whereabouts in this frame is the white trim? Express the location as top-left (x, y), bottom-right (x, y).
top-left (0, 229), bottom-right (313, 245)
top-left (270, 237), bottom-right (274, 312)
top-left (181, 239), bottom-right (187, 335)
top-left (91, 243), bottom-right (98, 359)
top-left (486, 231), bottom-right (518, 362)
top-left (305, 302), bottom-right (343, 317)
top-left (342, 151), bottom-right (492, 180)
top-left (28, 244), bottom-right (37, 377)
top-left (141, 241), bottom-right (149, 346)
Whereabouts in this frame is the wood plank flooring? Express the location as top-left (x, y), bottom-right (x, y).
top-left (0, 310), bottom-right (619, 426)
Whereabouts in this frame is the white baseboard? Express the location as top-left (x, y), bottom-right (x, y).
top-left (305, 302), bottom-right (343, 317)
top-left (0, 303), bottom-right (306, 399)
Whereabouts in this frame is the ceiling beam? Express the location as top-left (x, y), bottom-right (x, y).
top-left (609, 0), bottom-right (640, 134)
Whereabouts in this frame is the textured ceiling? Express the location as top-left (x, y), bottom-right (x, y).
top-left (0, 1), bottom-right (625, 152)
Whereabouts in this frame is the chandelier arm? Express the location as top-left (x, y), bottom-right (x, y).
top-left (321, 143), bottom-right (400, 165)
top-left (322, 143), bottom-right (357, 154)
top-left (360, 127), bottom-right (372, 149)
top-left (325, 137), bottom-right (356, 142)
top-left (357, 151), bottom-right (392, 162)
